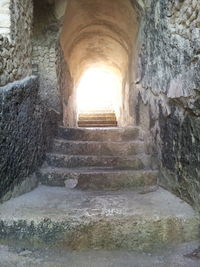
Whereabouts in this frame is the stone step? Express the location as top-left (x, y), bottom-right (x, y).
top-left (38, 167), bottom-right (158, 189)
top-left (0, 185), bottom-right (199, 251)
top-left (79, 115), bottom-right (116, 120)
top-left (78, 121), bottom-right (118, 127)
top-left (78, 123), bottom-right (118, 128)
top-left (57, 126), bottom-right (141, 141)
top-left (0, 242), bottom-right (200, 266)
top-left (78, 120), bottom-right (117, 124)
top-left (46, 153), bottom-right (149, 170)
top-left (79, 117), bottom-right (116, 121)
top-left (78, 110), bottom-right (115, 115)
top-left (79, 112), bottom-right (116, 118)
top-left (78, 110), bottom-right (117, 127)
top-left (52, 139), bottom-right (146, 156)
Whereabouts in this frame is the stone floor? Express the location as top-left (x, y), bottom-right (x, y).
top-left (0, 185), bottom-right (199, 251)
top-left (0, 242), bottom-right (200, 267)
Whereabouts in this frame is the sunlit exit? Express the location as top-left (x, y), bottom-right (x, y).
top-left (76, 67), bottom-right (121, 114)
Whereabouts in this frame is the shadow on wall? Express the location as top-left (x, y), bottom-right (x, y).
top-left (0, 76), bottom-right (59, 202)
top-left (159, 104), bottom-right (200, 212)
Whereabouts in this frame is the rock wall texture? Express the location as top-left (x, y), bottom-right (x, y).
top-left (136, 0), bottom-right (200, 210)
top-left (0, 76), bottom-right (58, 202)
top-left (0, 0), bottom-right (33, 86)
top-left (56, 43), bottom-right (74, 126)
top-left (32, 0), bottom-right (61, 112)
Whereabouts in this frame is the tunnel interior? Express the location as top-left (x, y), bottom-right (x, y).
top-left (60, 0), bottom-right (140, 127)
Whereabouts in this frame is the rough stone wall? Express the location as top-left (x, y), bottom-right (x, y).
top-left (0, 0), bottom-right (33, 86)
top-left (56, 44), bottom-right (68, 104)
top-left (0, 76), bottom-right (58, 202)
top-left (136, 0), bottom-right (200, 210)
top-left (32, 0), bottom-right (61, 112)
top-left (56, 43), bottom-right (74, 125)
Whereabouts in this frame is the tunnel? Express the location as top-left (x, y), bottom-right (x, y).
top-left (60, 0), bottom-right (139, 127)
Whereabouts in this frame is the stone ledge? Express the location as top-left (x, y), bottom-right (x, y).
top-left (0, 185), bottom-right (199, 251)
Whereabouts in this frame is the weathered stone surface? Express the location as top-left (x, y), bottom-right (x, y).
top-left (0, 185), bottom-right (199, 251)
top-left (52, 139), bottom-right (146, 156)
top-left (38, 167), bottom-right (157, 189)
top-left (78, 111), bottom-right (118, 127)
top-left (0, 76), bottom-right (58, 202)
top-left (0, 0), bottom-right (33, 86)
top-left (37, 124), bottom-right (157, 189)
top-left (32, 0), bottom-right (61, 112)
top-left (57, 126), bottom-right (142, 141)
top-left (1, 174), bottom-right (38, 204)
top-left (137, 0), bottom-right (200, 100)
top-left (45, 153), bottom-right (146, 169)
top-left (135, 0), bottom-right (200, 210)
top-left (158, 107), bottom-right (200, 211)
top-left (0, 242), bottom-right (200, 267)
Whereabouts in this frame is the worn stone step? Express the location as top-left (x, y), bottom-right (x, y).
top-left (78, 121), bottom-right (118, 127)
top-left (1, 242), bottom-right (200, 267)
top-left (79, 117), bottom-right (116, 122)
top-left (0, 185), bottom-right (199, 251)
top-left (79, 115), bottom-right (116, 120)
top-left (79, 113), bottom-right (116, 118)
top-left (52, 139), bottom-right (146, 156)
top-left (57, 126), bottom-right (142, 141)
top-left (79, 110), bottom-right (115, 115)
top-left (78, 120), bottom-right (117, 124)
top-left (38, 167), bottom-right (158, 189)
top-left (78, 123), bottom-right (118, 128)
top-left (79, 111), bottom-right (116, 115)
top-left (79, 112), bottom-right (116, 116)
top-left (46, 153), bottom-right (148, 170)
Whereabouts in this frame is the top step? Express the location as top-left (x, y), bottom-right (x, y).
top-left (57, 127), bottom-right (142, 142)
top-left (78, 111), bottom-right (118, 127)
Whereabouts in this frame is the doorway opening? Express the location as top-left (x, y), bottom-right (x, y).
top-left (60, 0), bottom-right (139, 127)
top-left (76, 66), bottom-right (122, 127)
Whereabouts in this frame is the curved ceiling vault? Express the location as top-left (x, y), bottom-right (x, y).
top-left (60, 0), bottom-right (139, 85)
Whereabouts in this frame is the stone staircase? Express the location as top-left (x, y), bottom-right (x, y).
top-left (38, 126), bottom-right (158, 189)
top-left (0, 126), bottom-right (199, 253)
top-left (78, 110), bottom-right (117, 127)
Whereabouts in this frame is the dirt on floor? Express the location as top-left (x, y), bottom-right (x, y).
top-left (0, 242), bottom-right (200, 267)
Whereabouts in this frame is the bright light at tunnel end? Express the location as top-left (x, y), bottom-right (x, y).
top-left (76, 67), bottom-right (122, 114)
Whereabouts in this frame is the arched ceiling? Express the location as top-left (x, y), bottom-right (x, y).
top-left (60, 0), bottom-right (139, 84)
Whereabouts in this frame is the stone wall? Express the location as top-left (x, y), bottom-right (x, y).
top-left (32, 0), bottom-right (61, 112)
top-left (136, 0), bottom-right (200, 210)
top-left (0, 76), bottom-right (58, 202)
top-left (0, 0), bottom-right (33, 86)
top-left (56, 43), bottom-right (74, 125)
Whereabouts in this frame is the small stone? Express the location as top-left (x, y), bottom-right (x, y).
top-left (19, 250), bottom-right (32, 257)
top-left (64, 179), bottom-right (78, 189)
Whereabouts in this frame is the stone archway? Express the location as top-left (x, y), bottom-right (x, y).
top-left (60, 0), bottom-right (140, 127)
